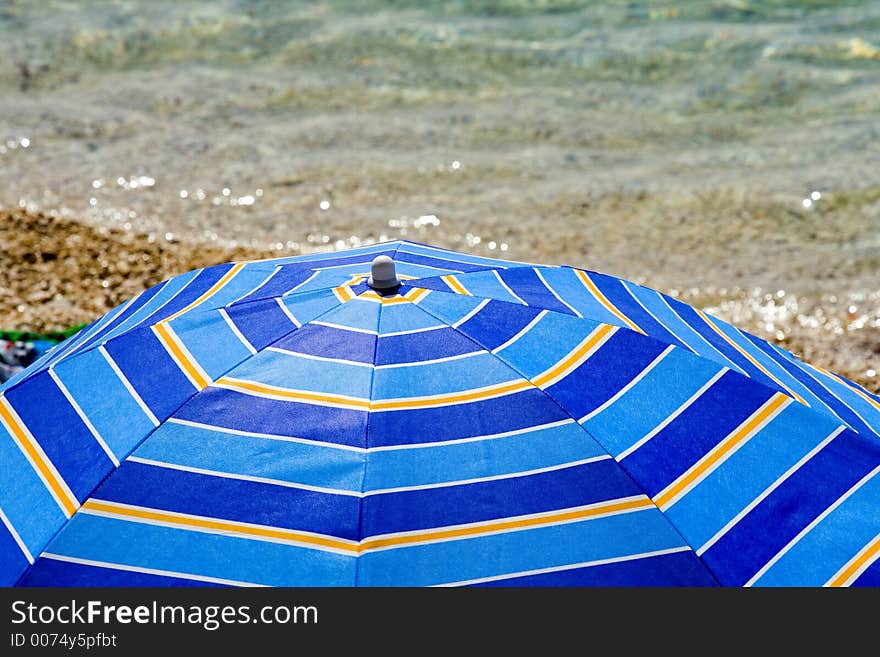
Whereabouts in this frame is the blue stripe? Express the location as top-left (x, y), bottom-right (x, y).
top-left (175, 387), bottom-right (367, 448)
top-left (0, 518), bottom-right (31, 585)
top-left (532, 268), bottom-right (622, 326)
top-left (231, 349), bottom-right (372, 397)
top-left (251, 242), bottom-right (397, 267)
top-left (103, 328), bottom-right (197, 420)
top-left (313, 297), bottom-right (380, 333)
top-left (230, 265), bottom-right (315, 305)
top-left (19, 558), bottom-right (227, 587)
top-left (4, 371), bottom-right (113, 501)
top-left (101, 270), bottom-right (201, 339)
top-left (458, 300), bottom-right (542, 351)
top-left (274, 323), bottom-right (376, 364)
top-left (378, 303), bottom-right (446, 334)
top-left (369, 388), bottom-right (570, 447)
top-left (496, 268), bottom-right (577, 315)
top-left (94, 460), bottom-right (360, 540)
top-left (470, 549), bottom-right (716, 587)
top-left (224, 298), bottom-right (301, 351)
top-left (138, 263), bottom-right (236, 324)
top-left (376, 328), bottom-right (479, 366)
top-left (168, 311), bottom-right (253, 379)
top-left (447, 270), bottom-right (527, 304)
top-left (853, 560), bottom-right (880, 587)
top-left (363, 459), bottom-right (642, 536)
top-left (358, 508), bottom-right (685, 586)
top-left (373, 353), bottom-right (515, 400)
top-left (544, 330), bottom-right (669, 420)
top-left (701, 428), bottom-right (880, 586)
top-left (395, 251), bottom-right (492, 273)
top-left (619, 370), bottom-right (775, 498)
top-left (42, 513), bottom-right (355, 586)
top-left (398, 241), bottom-right (527, 268)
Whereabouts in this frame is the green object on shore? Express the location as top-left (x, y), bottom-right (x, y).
top-left (0, 324), bottom-right (86, 344)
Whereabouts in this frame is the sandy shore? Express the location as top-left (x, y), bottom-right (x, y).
top-left (2, 207), bottom-right (876, 393)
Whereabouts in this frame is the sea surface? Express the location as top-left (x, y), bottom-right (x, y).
top-left (1, 1), bottom-right (878, 381)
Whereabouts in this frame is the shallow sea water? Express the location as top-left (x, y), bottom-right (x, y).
top-left (0, 0), bottom-right (878, 382)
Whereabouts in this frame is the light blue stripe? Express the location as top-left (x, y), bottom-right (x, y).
top-left (582, 348), bottom-right (723, 456)
top-left (229, 349), bottom-right (372, 397)
top-left (397, 243), bottom-right (526, 268)
top-left (168, 311), bottom-right (252, 379)
top-left (537, 268), bottom-right (622, 326)
top-left (366, 421), bottom-right (606, 491)
top-left (754, 468), bottom-right (880, 586)
top-left (373, 352), bottom-right (515, 399)
top-left (256, 242), bottom-right (399, 267)
top-left (46, 513), bottom-right (356, 586)
top-left (0, 425), bottom-right (67, 554)
top-left (311, 297), bottom-right (379, 332)
top-left (359, 507), bottom-right (684, 586)
top-left (415, 291), bottom-right (487, 326)
top-left (103, 269), bottom-right (201, 340)
top-left (664, 403), bottom-right (843, 551)
top-left (452, 270), bottom-right (525, 304)
top-left (495, 311), bottom-right (599, 379)
top-left (52, 348), bottom-right (156, 458)
top-left (378, 303), bottom-right (446, 334)
top-left (134, 420), bottom-right (365, 492)
top-left (279, 288), bottom-right (341, 324)
top-left (807, 368), bottom-right (880, 431)
top-left (189, 264), bottom-right (279, 309)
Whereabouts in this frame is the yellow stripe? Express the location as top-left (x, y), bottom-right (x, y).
top-left (828, 535), bottom-right (880, 587)
top-left (654, 394), bottom-right (788, 509)
top-left (441, 275), bottom-right (470, 296)
top-left (532, 324), bottom-right (615, 388)
top-left (0, 397), bottom-right (78, 517)
top-left (82, 500), bottom-right (357, 554)
top-left (333, 285), bottom-right (354, 302)
top-left (154, 323), bottom-right (210, 390)
top-left (405, 287), bottom-right (430, 303)
top-left (216, 378), bottom-right (371, 409)
top-left (696, 309), bottom-right (807, 405)
top-left (165, 262), bottom-right (245, 322)
top-left (84, 496), bottom-right (652, 555)
top-left (575, 270), bottom-right (643, 334)
top-left (360, 497), bottom-right (654, 551)
top-left (370, 379), bottom-right (533, 410)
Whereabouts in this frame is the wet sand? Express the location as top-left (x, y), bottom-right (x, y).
top-left (3, 206), bottom-right (876, 393)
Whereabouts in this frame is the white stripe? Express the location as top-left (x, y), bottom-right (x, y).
top-left (533, 325), bottom-right (618, 390)
top-left (534, 268), bottom-right (582, 317)
top-left (826, 530), bottom-right (880, 587)
top-left (492, 311), bottom-right (547, 354)
top-left (218, 308), bottom-right (256, 355)
top-left (366, 455), bottom-right (611, 496)
top-left (379, 324), bottom-right (447, 337)
top-left (452, 298), bottom-right (490, 328)
top-left (265, 346), bottom-right (373, 368)
top-left (275, 298), bottom-right (302, 328)
top-left (492, 269), bottom-right (527, 305)
top-left (580, 346), bottom-right (674, 423)
top-left (745, 462), bottom-right (880, 587)
top-left (40, 552), bottom-right (263, 587)
top-left (0, 506), bottom-right (34, 564)
top-left (48, 367), bottom-right (119, 466)
top-left (227, 265), bottom-right (281, 305)
top-left (616, 368), bottom-right (728, 461)
top-left (311, 321), bottom-right (376, 335)
top-left (284, 269), bottom-right (320, 295)
top-left (98, 346), bottom-right (159, 427)
top-left (654, 396), bottom-right (792, 511)
top-left (656, 293), bottom-right (747, 375)
top-left (434, 546), bottom-right (692, 587)
top-left (697, 426), bottom-right (845, 556)
top-left (126, 456), bottom-right (363, 497)
top-left (374, 350), bottom-right (484, 370)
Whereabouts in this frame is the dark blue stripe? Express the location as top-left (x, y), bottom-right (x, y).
top-left (852, 560), bottom-right (880, 587)
top-left (94, 461), bottom-right (360, 541)
top-left (545, 330), bottom-right (669, 420)
top-left (458, 299), bottom-right (542, 351)
top-left (174, 387), bottom-right (368, 448)
top-left (140, 263), bottom-right (235, 324)
top-left (275, 324), bottom-right (376, 364)
top-left (376, 328), bottom-right (480, 366)
top-left (395, 251), bottom-right (493, 273)
top-left (743, 334), bottom-right (876, 436)
top-left (470, 550), bottom-right (717, 587)
top-left (702, 428), bottom-right (880, 586)
top-left (666, 298), bottom-right (783, 393)
top-left (368, 388), bottom-right (570, 447)
top-left (4, 371), bottom-right (114, 501)
top-left (363, 459), bottom-right (641, 536)
top-left (585, 273), bottom-right (687, 348)
top-left (0, 523), bottom-right (30, 586)
top-left (619, 370), bottom-right (774, 498)
top-left (103, 328), bottom-right (198, 420)
top-left (233, 265), bottom-right (320, 305)
top-left (497, 268), bottom-right (577, 315)
top-left (225, 298), bottom-right (302, 351)
top-left (19, 558), bottom-right (226, 587)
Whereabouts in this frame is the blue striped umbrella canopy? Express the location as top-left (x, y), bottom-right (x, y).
top-left (2, 241), bottom-right (880, 587)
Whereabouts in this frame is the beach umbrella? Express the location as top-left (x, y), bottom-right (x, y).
top-left (2, 241), bottom-right (880, 587)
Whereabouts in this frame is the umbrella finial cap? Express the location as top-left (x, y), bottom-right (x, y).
top-left (368, 255), bottom-right (399, 290)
